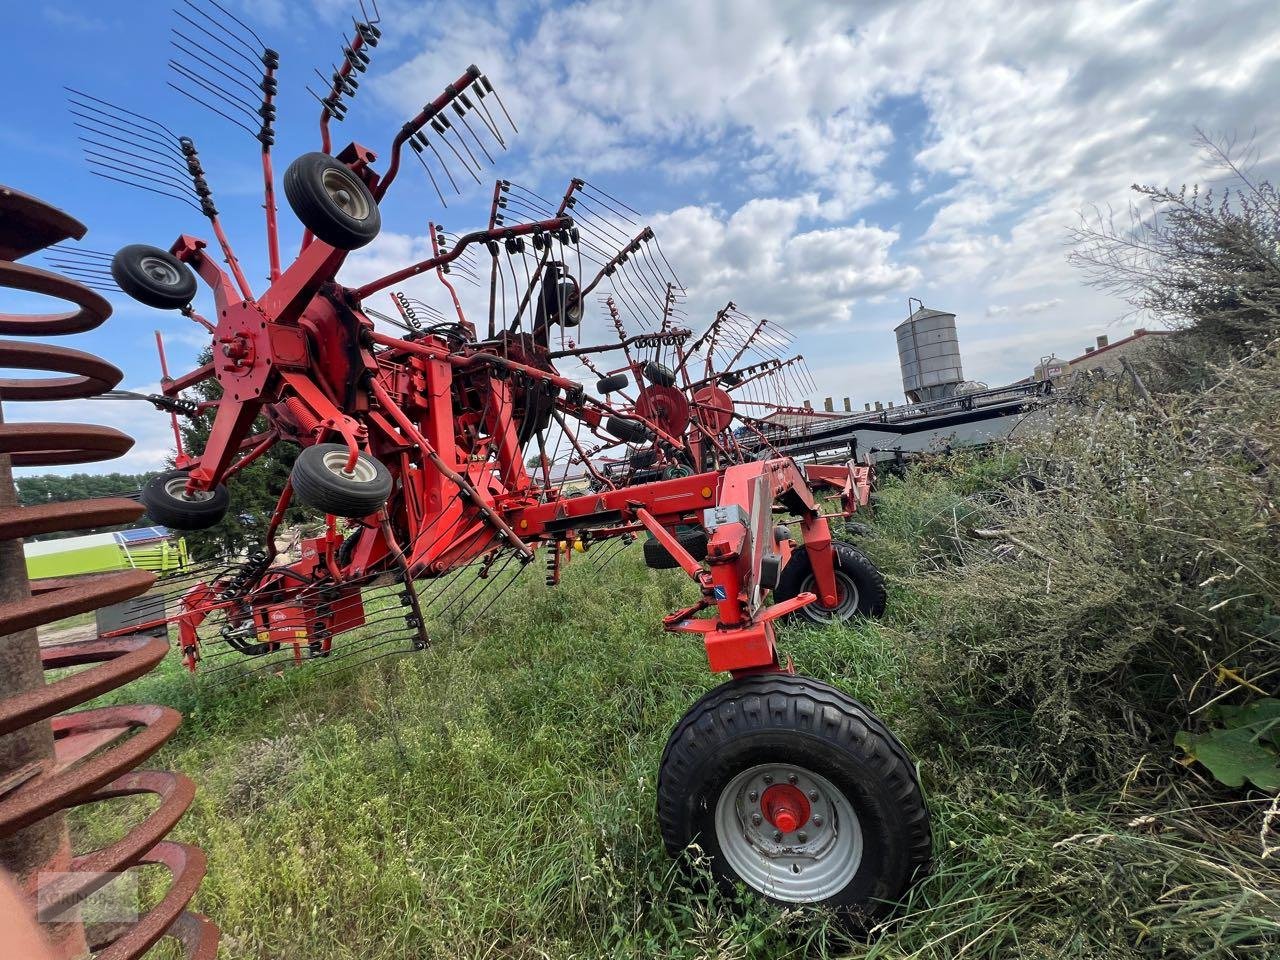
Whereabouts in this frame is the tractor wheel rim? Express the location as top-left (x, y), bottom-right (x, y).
top-left (140, 255), bottom-right (181, 287)
top-left (322, 167), bottom-right (370, 220)
top-left (321, 450), bottom-right (378, 483)
top-left (800, 568), bottom-right (859, 620)
top-left (164, 476), bottom-right (214, 503)
top-left (714, 762), bottom-right (863, 903)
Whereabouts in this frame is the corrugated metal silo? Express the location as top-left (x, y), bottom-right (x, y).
top-left (895, 304), bottom-right (964, 403)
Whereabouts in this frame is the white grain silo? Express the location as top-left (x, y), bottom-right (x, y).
top-left (895, 302), bottom-right (964, 404)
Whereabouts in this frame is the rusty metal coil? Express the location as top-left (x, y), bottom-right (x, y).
top-left (0, 185), bottom-right (218, 959)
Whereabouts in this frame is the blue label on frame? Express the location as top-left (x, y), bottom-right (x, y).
top-left (713, 585), bottom-right (727, 600)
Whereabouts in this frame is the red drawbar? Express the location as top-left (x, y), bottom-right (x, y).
top-left (761, 783), bottom-right (811, 833)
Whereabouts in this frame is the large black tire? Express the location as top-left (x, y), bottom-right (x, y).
top-left (642, 524), bottom-right (708, 569)
top-left (643, 360), bottom-right (676, 387)
top-left (658, 674), bottom-right (931, 926)
top-left (605, 416), bottom-right (652, 444)
top-left (775, 539), bottom-right (886, 622)
top-left (290, 444), bottom-right (392, 518)
top-left (111, 245), bottom-right (197, 310)
top-left (596, 372), bottom-right (629, 394)
top-left (140, 470), bottom-right (230, 530)
top-left (537, 276), bottom-right (583, 327)
top-left (283, 152), bottom-right (381, 250)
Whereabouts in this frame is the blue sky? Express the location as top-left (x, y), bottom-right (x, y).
top-left (6, 0), bottom-right (1280, 472)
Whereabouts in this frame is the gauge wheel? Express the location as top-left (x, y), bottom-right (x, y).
top-left (290, 443), bottom-right (392, 518)
top-left (111, 245), bottom-right (197, 310)
top-left (140, 469), bottom-right (229, 530)
top-left (774, 538), bottom-right (886, 622)
top-left (283, 152), bottom-right (381, 250)
top-left (642, 524), bottom-right (708, 569)
top-left (658, 673), bottom-right (931, 927)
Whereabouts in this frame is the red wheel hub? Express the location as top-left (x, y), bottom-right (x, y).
top-left (635, 384), bottom-right (690, 438)
top-left (760, 783), bottom-right (810, 834)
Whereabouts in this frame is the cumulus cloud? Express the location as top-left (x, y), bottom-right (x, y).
top-left (41, 0), bottom-right (1275, 474)
top-left (649, 198), bottom-right (919, 331)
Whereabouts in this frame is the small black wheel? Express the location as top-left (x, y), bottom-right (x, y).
top-left (536, 276), bottom-right (583, 327)
top-left (111, 245), bottom-right (197, 310)
top-left (596, 372), bottom-right (630, 394)
top-left (643, 360), bottom-right (677, 387)
top-left (290, 444), bottom-right (392, 518)
top-left (140, 469), bottom-right (230, 530)
top-left (774, 539), bottom-right (886, 622)
top-left (283, 152), bottom-right (381, 250)
top-left (642, 524), bottom-right (708, 569)
top-left (605, 416), bottom-right (653, 444)
top-left (658, 674), bottom-right (931, 927)
top-left (629, 448), bottom-right (659, 469)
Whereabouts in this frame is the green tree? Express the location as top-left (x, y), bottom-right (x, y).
top-left (177, 347), bottom-right (307, 561)
top-left (14, 472), bottom-right (159, 540)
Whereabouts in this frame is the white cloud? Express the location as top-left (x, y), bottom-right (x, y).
top-left (649, 197), bottom-right (919, 332)
top-left (23, 0), bottom-right (1280, 480)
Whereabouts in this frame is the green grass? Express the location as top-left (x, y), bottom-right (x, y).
top-left (75, 484), bottom-right (1279, 959)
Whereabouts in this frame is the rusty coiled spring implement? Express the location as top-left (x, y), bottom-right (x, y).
top-left (0, 185), bottom-right (217, 958)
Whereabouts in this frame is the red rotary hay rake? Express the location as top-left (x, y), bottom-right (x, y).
top-left (47, 0), bottom-right (929, 924)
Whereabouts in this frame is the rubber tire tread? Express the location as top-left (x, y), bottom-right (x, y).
top-left (643, 525), bottom-right (708, 569)
top-left (140, 470), bottom-right (230, 530)
top-left (283, 152), bottom-right (381, 250)
top-left (605, 415), bottom-right (652, 444)
top-left (775, 539), bottom-right (886, 620)
top-left (290, 443), bottom-right (393, 518)
top-left (111, 245), bottom-right (197, 310)
top-left (657, 673), bottom-right (931, 926)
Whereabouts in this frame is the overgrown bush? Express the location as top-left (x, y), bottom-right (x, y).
top-left (908, 350), bottom-right (1279, 783)
top-left (1071, 135), bottom-right (1280, 390)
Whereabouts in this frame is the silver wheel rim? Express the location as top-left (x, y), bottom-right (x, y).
top-left (164, 476), bottom-right (214, 503)
top-left (320, 450), bottom-right (378, 484)
top-left (799, 567), bottom-right (859, 622)
top-left (714, 762), bottom-right (863, 903)
top-left (321, 167), bottom-right (370, 221)
top-left (140, 255), bottom-right (181, 288)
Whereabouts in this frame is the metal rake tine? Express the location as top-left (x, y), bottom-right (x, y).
top-left (569, 197), bottom-right (634, 245)
top-left (414, 132), bottom-right (464, 193)
top-left (47, 243), bottom-right (114, 259)
top-left (43, 260), bottom-right (116, 276)
top-left (504, 181), bottom-right (555, 211)
top-left (465, 82), bottom-right (506, 147)
top-left (173, 5), bottom-right (260, 74)
top-left (451, 103), bottom-right (496, 165)
top-left (86, 169), bottom-right (203, 212)
top-left (203, 0), bottom-right (268, 51)
top-left (579, 180), bottom-right (641, 221)
top-left (476, 73), bottom-right (517, 133)
top-left (65, 86), bottom-right (182, 142)
top-left (430, 115), bottom-right (481, 179)
top-left (170, 31), bottom-right (262, 97)
top-left (68, 111), bottom-right (185, 170)
top-left (73, 133), bottom-right (190, 192)
top-left (167, 81), bottom-right (259, 138)
top-left (168, 59), bottom-right (260, 122)
top-left (410, 146), bottom-right (447, 206)
top-left (180, 0), bottom-right (262, 60)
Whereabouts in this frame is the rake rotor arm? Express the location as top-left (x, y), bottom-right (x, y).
top-left (546, 328), bottom-right (691, 360)
top-left (354, 216), bottom-right (571, 300)
top-left (721, 315), bottom-right (770, 373)
top-left (679, 301), bottom-right (734, 367)
top-left (426, 222), bottom-right (469, 329)
top-left (577, 227), bottom-right (656, 300)
top-left (260, 54), bottom-right (281, 281)
top-left (374, 65), bottom-right (482, 202)
top-left (171, 234), bottom-right (239, 311)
